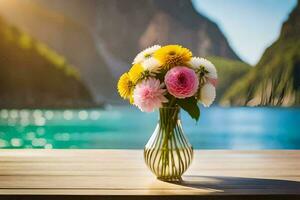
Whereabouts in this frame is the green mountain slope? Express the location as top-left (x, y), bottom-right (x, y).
top-left (206, 56), bottom-right (251, 102)
top-left (221, 2), bottom-right (300, 106)
top-left (0, 16), bottom-right (95, 108)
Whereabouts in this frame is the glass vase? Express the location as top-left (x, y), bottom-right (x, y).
top-left (144, 106), bottom-right (193, 182)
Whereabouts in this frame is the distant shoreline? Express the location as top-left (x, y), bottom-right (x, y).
top-left (0, 103), bottom-right (105, 110)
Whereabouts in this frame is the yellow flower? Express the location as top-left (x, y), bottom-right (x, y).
top-left (128, 63), bottom-right (144, 84)
top-left (154, 45), bottom-right (192, 69)
top-left (117, 73), bottom-right (134, 103)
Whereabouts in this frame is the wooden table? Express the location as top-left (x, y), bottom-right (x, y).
top-left (0, 150), bottom-right (299, 200)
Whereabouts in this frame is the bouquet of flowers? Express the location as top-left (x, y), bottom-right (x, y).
top-left (117, 44), bottom-right (217, 121)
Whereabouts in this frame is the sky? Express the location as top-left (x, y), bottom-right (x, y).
top-left (192, 0), bottom-right (297, 65)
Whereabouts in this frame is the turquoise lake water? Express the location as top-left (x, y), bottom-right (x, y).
top-left (0, 106), bottom-right (299, 149)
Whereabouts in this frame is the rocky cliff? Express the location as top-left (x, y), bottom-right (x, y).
top-left (0, 0), bottom-right (241, 103)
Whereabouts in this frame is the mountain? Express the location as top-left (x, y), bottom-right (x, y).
top-left (221, 1), bottom-right (300, 106)
top-left (207, 57), bottom-right (251, 102)
top-left (0, 0), bottom-right (241, 103)
top-left (0, 16), bottom-right (94, 108)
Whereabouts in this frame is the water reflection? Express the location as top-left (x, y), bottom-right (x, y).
top-left (0, 109), bottom-right (8, 119)
top-left (78, 110), bottom-right (88, 120)
top-left (34, 117), bottom-right (46, 126)
top-left (54, 133), bottom-right (70, 141)
top-left (10, 138), bottom-right (22, 147)
top-left (45, 111), bottom-right (54, 120)
top-left (0, 139), bottom-right (8, 148)
top-left (63, 110), bottom-right (73, 120)
top-left (90, 111), bottom-right (101, 120)
top-left (0, 107), bottom-right (299, 149)
top-left (26, 132), bottom-right (35, 140)
top-left (10, 110), bottom-right (18, 119)
top-left (32, 138), bottom-right (47, 147)
top-left (20, 109), bottom-right (30, 118)
top-left (36, 127), bottom-right (45, 136)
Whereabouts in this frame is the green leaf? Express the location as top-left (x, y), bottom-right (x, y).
top-left (177, 97), bottom-right (200, 121)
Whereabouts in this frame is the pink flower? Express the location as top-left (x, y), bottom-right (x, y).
top-left (165, 66), bottom-right (199, 99)
top-left (133, 78), bottom-right (168, 112)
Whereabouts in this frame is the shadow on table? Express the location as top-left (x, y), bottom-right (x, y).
top-left (179, 175), bottom-right (300, 191)
top-left (0, 176), bottom-right (299, 200)
top-left (172, 175), bottom-right (300, 199)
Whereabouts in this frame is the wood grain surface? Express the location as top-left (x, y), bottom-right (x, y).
top-left (0, 150), bottom-right (299, 199)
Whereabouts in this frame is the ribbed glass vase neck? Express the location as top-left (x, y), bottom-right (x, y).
top-left (159, 106), bottom-right (180, 126)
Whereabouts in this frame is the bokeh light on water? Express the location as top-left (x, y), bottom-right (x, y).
top-left (0, 107), bottom-right (299, 149)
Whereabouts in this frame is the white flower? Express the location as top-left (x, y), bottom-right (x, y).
top-left (200, 83), bottom-right (216, 107)
top-left (141, 57), bottom-right (161, 74)
top-left (188, 57), bottom-right (217, 79)
top-left (133, 45), bottom-right (161, 64)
